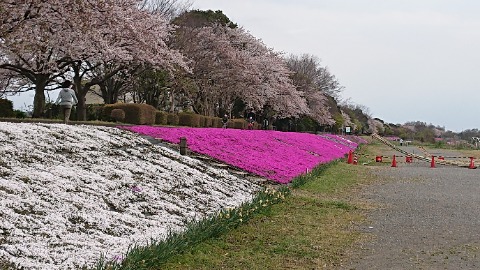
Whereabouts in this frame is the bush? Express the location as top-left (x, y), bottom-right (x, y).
top-left (155, 111), bottom-right (168, 125)
top-left (86, 104), bottom-right (104, 121)
top-left (213, 117), bottom-right (222, 128)
top-left (0, 98), bottom-right (14, 117)
top-left (166, 113), bottom-right (179, 126)
top-left (296, 116), bottom-right (319, 132)
top-left (110, 109), bottom-right (125, 122)
top-left (102, 103), bottom-right (156, 125)
top-left (199, 115), bottom-right (207, 127)
top-left (231, 119), bottom-right (245, 129)
top-left (14, 110), bottom-right (27, 119)
top-left (204, 116), bottom-right (214, 128)
top-left (178, 112), bottom-right (201, 127)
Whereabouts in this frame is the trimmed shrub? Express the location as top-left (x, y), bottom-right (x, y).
top-left (102, 103), bottom-right (156, 125)
top-left (14, 110), bottom-right (27, 119)
top-left (166, 113), bottom-right (179, 126)
top-left (86, 104), bottom-right (104, 121)
top-left (231, 119), bottom-right (245, 129)
top-left (155, 111), bottom-right (168, 125)
top-left (110, 109), bottom-right (125, 122)
top-left (213, 117), bottom-right (222, 128)
top-left (199, 115), bottom-right (207, 127)
top-left (204, 116), bottom-right (214, 128)
top-left (0, 98), bottom-right (14, 117)
top-left (178, 112), bottom-right (201, 127)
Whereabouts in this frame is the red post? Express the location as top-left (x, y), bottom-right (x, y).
top-left (391, 155), bottom-right (397, 167)
top-left (469, 157), bottom-right (476, 169)
top-left (430, 156), bottom-right (436, 168)
top-left (347, 150), bottom-right (353, 164)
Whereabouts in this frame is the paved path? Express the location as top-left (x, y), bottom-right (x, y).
top-left (343, 152), bottom-right (480, 270)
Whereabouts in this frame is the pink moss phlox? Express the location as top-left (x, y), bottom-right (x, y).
top-left (385, 136), bottom-right (401, 141)
top-left (120, 126), bottom-right (358, 184)
top-left (130, 185), bottom-right (142, 193)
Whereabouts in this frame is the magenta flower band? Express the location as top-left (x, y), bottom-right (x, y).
top-left (121, 126), bottom-right (361, 184)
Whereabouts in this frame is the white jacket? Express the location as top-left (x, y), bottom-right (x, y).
top-left (56, 88), bottom-right (78, 108)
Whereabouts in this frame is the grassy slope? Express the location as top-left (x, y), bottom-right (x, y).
top-left (159, 160), bottom-right (375, 270)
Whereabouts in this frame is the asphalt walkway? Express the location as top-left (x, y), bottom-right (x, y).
top-left (343, 153), bottom-right (480, 269)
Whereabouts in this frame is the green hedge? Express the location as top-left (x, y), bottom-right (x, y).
top-left (213, 117), bottom-right (222, 128)
top-left (0, 98), bottom-right (14, 118)
top-left (155, 111), bottom-right (168, 125)
top-left (110, 109), bottom-right (125, 122)
top-left (102, 103), bottom-right (156, 125)
top-left (87, 104), bottom-right (104, 121)
top-left (231, 119), bottom-right (245, 129)
top-left (204, 116), bottom-right (214, 128)
top-left (166, 113), bottom-right (179, 126)
top-left (178, 112), bottom-right (201, 127)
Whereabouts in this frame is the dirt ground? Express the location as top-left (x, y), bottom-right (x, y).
top-left (341, 148), bottom-right (480, 270)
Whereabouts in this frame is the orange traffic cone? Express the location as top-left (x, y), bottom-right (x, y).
top-left (469, 157), bottom-right (476, 169)
top-left (347, 150), bottom-right (353, 164)
top-left (430, 156), bottom-right (436, 168)
top-left (391, 155), bottom-right (397, 167)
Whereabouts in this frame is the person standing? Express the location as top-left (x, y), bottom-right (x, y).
top-left (262, 118), bottom-right (269, 130)
top-left (55, 80), bottom-right (78, 124)
top-left (222, 114), bottom-right (229, 129)
top-left (246, 108), bottom-right (255, 121)
top-left (245, 108), bottom-right (255, 130)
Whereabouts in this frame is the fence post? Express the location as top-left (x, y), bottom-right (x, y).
top-left (180, 137), bottom-right (187, 155)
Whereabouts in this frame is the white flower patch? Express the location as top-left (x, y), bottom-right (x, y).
top-left (0, 122), bottom-right (261, 269)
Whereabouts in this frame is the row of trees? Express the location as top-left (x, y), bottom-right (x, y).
top-left (0, 0), bottom-right (373, 133)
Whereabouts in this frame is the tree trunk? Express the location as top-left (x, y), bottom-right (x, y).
top-left (169, 89), bottom-right (175, 113)
top-left (71, 75), bottom-right (88, 121)
top-left (76, 85), bottom-right (89, 121)
top-left (32, 75), bottom-right (49, 118)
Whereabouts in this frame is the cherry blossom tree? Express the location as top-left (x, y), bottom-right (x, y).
top-left (285, 54), bottom-right (342, 125)
top-left (229, 29), bottom-right (308, 118)
top-left (0, 0), bottom-right (187, 119)
top-left (140, 0), bottom-right (193, 20)
top-left (172, 10), bottom-right (308, 118)
top-left (0, 1), bottom-right (74, 117)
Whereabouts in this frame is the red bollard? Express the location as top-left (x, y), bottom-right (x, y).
top-left (469, 157), bottom-right (476, 169)
top-left (347, 150), bottom-right (353, 164)
top-left (430, 156), bottom-right (436, 168)
top-left (391, 155), bottom-right (397, 167)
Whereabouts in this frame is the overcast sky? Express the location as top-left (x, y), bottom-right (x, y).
top-left (192, 0), bottom-right (480, 132)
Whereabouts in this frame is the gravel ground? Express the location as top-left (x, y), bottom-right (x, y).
top-left (343, 148), bottom-right (480, 270)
